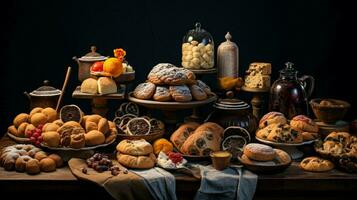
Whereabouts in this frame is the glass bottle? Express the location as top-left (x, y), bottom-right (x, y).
top-left (269, 62), bottom-right (315, 119)
top-left (217, 32), bottom-right (240, 91)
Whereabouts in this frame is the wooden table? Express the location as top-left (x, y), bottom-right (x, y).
top-left (1, 135), bottom-right (357, 200)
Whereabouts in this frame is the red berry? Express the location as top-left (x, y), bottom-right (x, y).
top-left (25, 131), bottom-right (33, 138)
top-left (35, 128), bottom-right (42, 133)
top-left (35, 141), bottom-right (41, 146)
top-left (32, 132), bottom-right (40, 138)
top-left (38, 136), bottom-right (43, 142)
top-left (37, 124), bottom-right (44, 129)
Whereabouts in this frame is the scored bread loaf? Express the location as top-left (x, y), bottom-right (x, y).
top-left (116, 139), bottom-right (153, 156)
top-left (180, 122), bottom-right (224, 156)
top-left (170, 122), bottom-right (200, 149)
top-left (116, 152), bottom-right (156, 169)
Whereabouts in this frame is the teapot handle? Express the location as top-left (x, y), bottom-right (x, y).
top-left (299, 75), bottom-right (315, 98)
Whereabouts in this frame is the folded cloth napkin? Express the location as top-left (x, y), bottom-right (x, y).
top-left (194, 165), bottom-right (257, 200)
top-left (131, 167), bottom-right (177, 200)
top-left (68, 158), bottom-right (153, 200)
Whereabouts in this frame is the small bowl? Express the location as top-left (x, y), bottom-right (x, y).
top-left (210, 151), bottom-right (232, 170)
top-left (310, 98), bottom-right (350, 123)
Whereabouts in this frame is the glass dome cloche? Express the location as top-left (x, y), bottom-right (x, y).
top-left (181, 22), bottom-right (214, 69)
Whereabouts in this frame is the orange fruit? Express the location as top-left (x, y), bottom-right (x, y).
top-left (153, 138), bottom-right (173, 155)
top-left (103, 57), bottom-right (123, 78)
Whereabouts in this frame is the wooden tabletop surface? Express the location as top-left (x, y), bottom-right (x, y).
top-left (1, 135), bottom-right (357, 200)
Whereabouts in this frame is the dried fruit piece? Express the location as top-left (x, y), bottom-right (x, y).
top-left (60, 105), bottom-right (83, 123)
top-left (127, 118), bottom-right (151, 135)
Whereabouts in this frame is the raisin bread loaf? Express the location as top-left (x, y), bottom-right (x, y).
top-left (170, 122), bottom-right (200, 149)
top-left (180, 122), bottom-right (224, 156)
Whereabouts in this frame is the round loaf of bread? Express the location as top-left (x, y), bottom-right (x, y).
top-left (116, 139), bottom-right (153, 156)
top-left (30, 113), bottom-right (48, 127)
top-left (41, 107), bottom-right (58, 123)
top-left (80, 78), bottom-right (98, 94)
top-left (300, 156), bottom-right (334, 172)
top-left (243, 143), bottom-right (276, 161)
top-left (26, 159), bottom-right (41, 174)
top-left (116, 152), bottom-right (156, 169)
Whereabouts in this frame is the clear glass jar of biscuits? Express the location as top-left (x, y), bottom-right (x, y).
top-left (181, 23), bottom-right (214, 69)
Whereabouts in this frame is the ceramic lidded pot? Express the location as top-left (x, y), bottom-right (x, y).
top-left (205, 98), bottom-right (258, 137)
top-left (24, 80), bottom-right (61, 109)
top-left (73, 46), bottom-right (107, 82)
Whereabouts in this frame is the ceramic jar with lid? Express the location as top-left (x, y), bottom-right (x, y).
top-left (24, 80), bottom-right (61, 109)
top-left (181, 23), bottom-right (214, 69)
top-left (216, 32), bottom-right (241, 92)
top-left (73, 46), bottom-right (107, 82)
top-left (205, 98), bottom-right (258, 136)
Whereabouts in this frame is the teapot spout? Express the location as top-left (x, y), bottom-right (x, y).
top-left (72, 56), bottom-right (80, 65)
top-left (24, 91), bottom-right (31, 101)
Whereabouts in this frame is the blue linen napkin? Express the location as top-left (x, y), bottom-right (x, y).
top-left (194, 165), bottom-right (257, 200)
top-left (131, 167), bottom-right (177, 200)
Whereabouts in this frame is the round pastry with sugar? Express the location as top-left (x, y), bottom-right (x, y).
top-left (153, 86), bottom-right (171, 101)
top-left (259, 112), bottom-right (287, 129)
top-left (190, 84), bottom-right (207, 101)
top-left (169, 85), bottom-right (192, 102)
top-left (116, 139), bottom-right (153, 156)
top-left (243, 143), bottom-right (276, 161)
top-left (133, 82), bottom-right (156, 100)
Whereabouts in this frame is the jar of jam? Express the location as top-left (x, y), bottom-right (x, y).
top-left (269, 62), bottom-right (315, 119)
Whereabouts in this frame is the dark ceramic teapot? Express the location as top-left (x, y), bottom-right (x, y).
top-left (24, 80), bottom-right (61, 109)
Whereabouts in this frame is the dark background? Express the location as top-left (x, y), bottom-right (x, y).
top-left (1, 0), bottom-right (356, 135)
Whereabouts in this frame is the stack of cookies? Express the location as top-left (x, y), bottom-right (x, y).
top-left (133, 63), bottom-right (213, 102)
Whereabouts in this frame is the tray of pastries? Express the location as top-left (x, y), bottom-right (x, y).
top-left (255, 112), bottom-right (319, 145)
top-left (129, 63), bottom-right (217, 110)
top-left (315, 131), bottom-right (357, 173)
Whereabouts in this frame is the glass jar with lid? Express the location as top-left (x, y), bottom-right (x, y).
top-left (181, 23), bottom-right (214, 69)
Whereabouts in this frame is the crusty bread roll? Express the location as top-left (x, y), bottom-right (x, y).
top-left (42, 123), bottom-right (60, 132)
top-left (81, 78), bottom-right (98, 94)
top-left (42, 131), bottom-right (60, 147)
top-left (41, 107), bottom-right (58, 123)
top-left (170, 122), bottom-right (200, 149)
top-left (98, 118), bottom-right (109, 135)
top-left (243, 143), bottom-right (276, 161)
top-left (40, 158), bottom-right (56, 172)
top-left (30, 113), bottom-right (48, 127)
top-left (85, 121), bottom-right (98, 132)
top-left (98, 77), bottom-right (117, 95)
top-left (116, 139), bottom-right (153, 156)
top-left (180, 122), bottom-right (224, 156)
top-left (116, 152), bottom-right (156, 169)
top-left (13, 113), bottom-right (29, 128)
top-left (86, 114), bottom-right (102, 124)
top-left (70, 133), bottom-right (86, 148)
top-left (17, 122), bottom-right (29, 137)
top-left (85, 130), bottom-right (105, 146)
